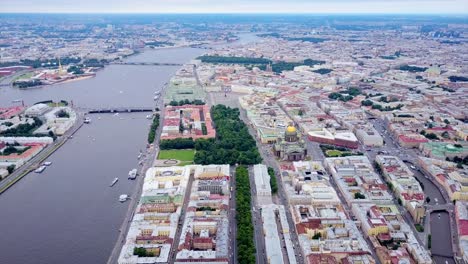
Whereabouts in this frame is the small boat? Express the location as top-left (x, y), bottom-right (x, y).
top-left (84, 117), bottom-right (91, 124)
top-left (12, 99), bottom-right (22, 103)
top-left (43, 161), bottom-right (52, 166)
top-left (146, 114), bottom-right (152, 119)
top-left (137, 153), bottom-right (143, 159)
top-left (35, 166), bottom-right (46, 173)
top-left (153, 95), bottom-right (159, 101)
top-left (110, 177), bottom-right (119, 187)
top-left (128, 169), bottom-right (137, 180)
top-left (119, 194), bottom-right (129, 202)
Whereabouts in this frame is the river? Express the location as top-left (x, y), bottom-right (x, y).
top-left (0, 47), bottom-right (203, 264)
top-left (0, 33), bottom-right (260, 264)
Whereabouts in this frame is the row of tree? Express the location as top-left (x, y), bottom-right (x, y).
top-left (168, 99), bottom-right (205, 106)
top-left (147, 114), bottom-right (160, 144)
top-left (267, 167), bottom-right (278, 194)
top-left (159, 137), bottom-right (195, 149)
top-left (235, 166), bottom-right (256, 264)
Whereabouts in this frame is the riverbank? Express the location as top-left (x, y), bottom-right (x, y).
top-left (0, 113), bottom-right (84, 195)
top-left (0, 46), bottom-right (205, 264)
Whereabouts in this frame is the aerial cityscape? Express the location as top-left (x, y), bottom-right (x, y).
top-left (0, 2), bottom-right (467, 264)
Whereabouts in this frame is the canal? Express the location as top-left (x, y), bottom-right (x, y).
top-left (0, 47), bottom-right (203, 264)
top-left (431, 211), bottom-right (455, 264)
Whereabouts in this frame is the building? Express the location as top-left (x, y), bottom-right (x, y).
top-left (274, 125), bottom-right (307, 161)
top-left (161, 104), bottom-right (215, 140)
top-left (308, 128), bottom-right (359, 149)
top-left (254, 164), bottom-right (272, 197)
top-left (175, 164), bottom-right (230, 264)
top-left (420, 142), bottom-right (468, 160)
top-left (375, 155), bottom-right (425, 223)
top-left (118, 166), bottom-right (191, 264)
top-left (24, 103), bottom-right (50, 117)
top-left (355, 126), bottom-right (384, 147)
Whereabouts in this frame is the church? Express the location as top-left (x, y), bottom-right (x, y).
top-left (273, 125), bottom-right (307, 161)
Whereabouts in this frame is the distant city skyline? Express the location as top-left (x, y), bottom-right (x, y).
top-left (1, 0), bottom-right (467, 14)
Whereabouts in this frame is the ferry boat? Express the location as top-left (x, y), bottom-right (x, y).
top-left (35, 166), bottom-right (46, 173)
top-left (110, 177), bottom-right (119, 187)
top-left (43, 161), bottom-right (52, 166)
top-left (84, 117), bottom-right (91, 124)
top-left (119, 194), bottom-right (129, 202)
top-left (128, 169), bottom-right (137, 180)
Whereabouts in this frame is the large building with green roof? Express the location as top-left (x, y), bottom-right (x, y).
top-left (420, 142), bottom-right (468, 160)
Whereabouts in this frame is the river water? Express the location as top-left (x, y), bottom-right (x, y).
top-left (0, 32), bottom-right (260, 264)
top-left (0, 47), bottom-right (203, 264)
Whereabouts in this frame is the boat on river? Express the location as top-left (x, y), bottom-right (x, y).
top-left (119, 194), bottom-right (129, 202)
top-left (35, 166), bottom-right (46, 173)
top-left (128, 169), bottom-right (137, 180)
top-left (110, 177), bottom-right (119, 187)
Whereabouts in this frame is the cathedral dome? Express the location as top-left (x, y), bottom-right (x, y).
top-left (286, 126), bottom-right (297, 134)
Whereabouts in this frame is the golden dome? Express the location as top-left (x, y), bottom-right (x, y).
top-left (286, 126), bottom-right (297, 133)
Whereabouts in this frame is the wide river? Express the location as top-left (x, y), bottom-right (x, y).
top-left (0, 32), bottom-right (259, 264)
top-left (0, 47), bottom-right (204, 264)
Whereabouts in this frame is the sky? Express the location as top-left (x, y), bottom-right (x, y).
top-left (1, 0), bottom-right (467, 14)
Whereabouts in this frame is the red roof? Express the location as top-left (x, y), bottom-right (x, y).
top-left (459, 220), bottom-right (468, 236)
top-left (398, 135), bottom-right (429, 143)
top-left (308, 255), bottom-right (338, 264)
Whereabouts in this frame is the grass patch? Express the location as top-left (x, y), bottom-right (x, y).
top-left (321, 144), bottom-right (363, 157)
top-left (325, 150), bottom-right (343, 157)
top-left (158, 149), bottom-right (195, 161)
top-left (13, 72), bottom-right (34, 82)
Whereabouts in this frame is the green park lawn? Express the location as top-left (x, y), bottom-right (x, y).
top-left (325, 150), bottom-right (343, 157)
top-left (158, 149), bottom-right (195, 162)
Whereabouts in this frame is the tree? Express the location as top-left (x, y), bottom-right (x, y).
top-left (361, 100), bottom-right (373, 106)
top-left (354, 192), bottom-right (366, 199)
top-left (6, 165), bottom-right (15, 174)
top-left (425, 197), bottom-right (431, 203)
top-left (441, 131), bottom-right (449, 139)
top-left (424, 133), bottom-right (438, 140)
top-left (147, 114), bottom-right (160, 144)
top-left (312, 233), bottom-right (322, 239)
top-left (268, 167), bottom-right (278, 194)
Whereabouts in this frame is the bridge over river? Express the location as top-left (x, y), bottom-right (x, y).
top-left (78, 107), bottom-right (155, 114)
top-left (110, 61), bottom-right (183, 66)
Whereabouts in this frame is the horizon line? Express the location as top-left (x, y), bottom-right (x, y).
top-left (0, 12), bottom-right (467, 16)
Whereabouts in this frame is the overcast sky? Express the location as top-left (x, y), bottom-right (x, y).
top-left (1, 0), bottom-right (467, 14)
